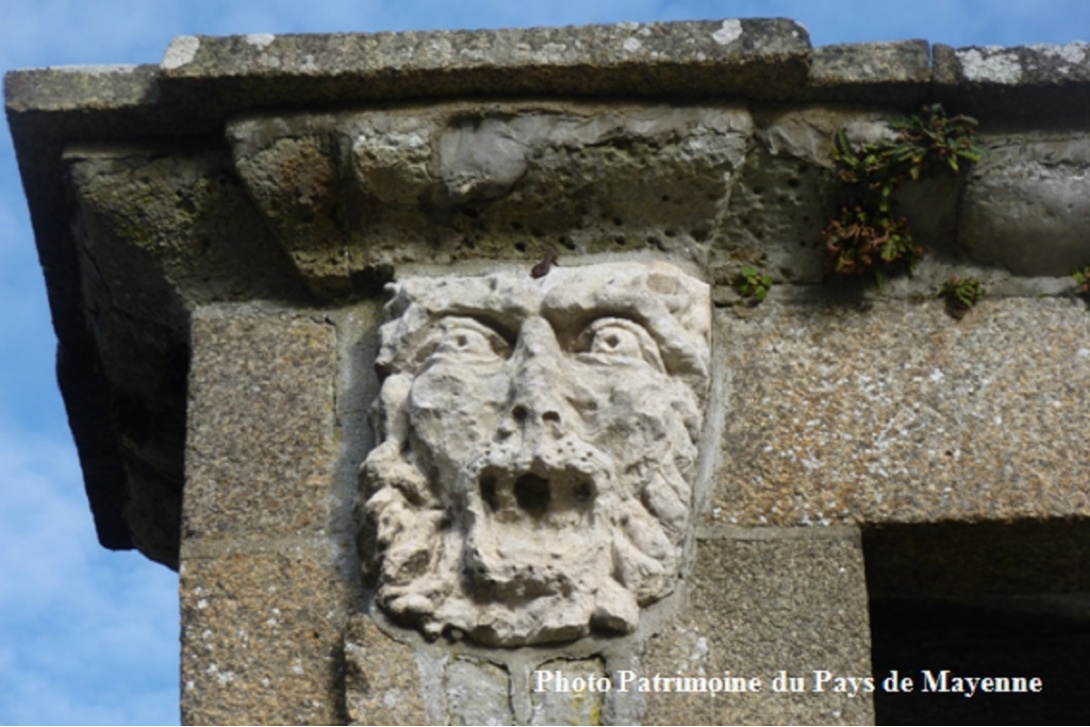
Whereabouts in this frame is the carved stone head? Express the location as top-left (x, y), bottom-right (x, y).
top-left (359, 261), bottom-right (710, 646)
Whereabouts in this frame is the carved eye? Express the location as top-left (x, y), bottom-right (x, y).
top-left (427, 317), bottom-right (509, 362)
top-left (575, 317), bottom-right (664, 371)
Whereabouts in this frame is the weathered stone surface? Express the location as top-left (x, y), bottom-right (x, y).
top-left (710, 297), bottom-right (1090, 528)
top-left (185, 307), bottom-right (337, 540)
top-left (180, 544), bottom-right (348, 725)
top-left (159, 20), bottom-right (811, 105)
top-left (640, 529), bottom-right (874, 725)
top-left (228, 104), bottom-right (752, 296)
top-left (344, 615), bottom-right (427, 726)
top-left (807, 41), bottom-right (931, 104)
top-left (11, 23), bottom-right (1088, 564)
top-left (10, 17), bottom-right (1090, 727)
top-left (63, 143), bottom-right (308, 564)
top-left (530, 658), bottom-right (607, 725)
top-left (945, 42), bottom-right (1090, 86)
top-left (444, 658), bottom-right (512, 725)
top-left (361, 262), bottom-right (711, 646)
top-left (960, 133), bottom-right (1090, 275)
top-left (933, 42), bottom-right (1090, 121)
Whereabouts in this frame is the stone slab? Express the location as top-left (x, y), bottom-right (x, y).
top-left (806, 41), bottom-right (931, 104)
top-left (640, 529), bottom-right (874, 725)
top-left (933, 42), bottom-right (1090, 122)
top-left (185, 307), bottom-right (337, 540)
top-left (960, 132), bottom-right (1090, 276)
top-left (710, 297), bottom-right (1090, 528)
top-left (157, 20), bottom-right (811, 105)
top-left (180, 544), bottom-right (348, 725)
top-left (344, 615), bottom-right (427, 726)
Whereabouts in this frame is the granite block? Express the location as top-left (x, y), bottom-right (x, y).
top-left (640, 529), bottom-right (873, 725)
top-left (180, 544), bottom-right (348, 725)
top-left (710, 297), bottom-right (1090, 528)
top-left (185, 307), bottom-right (337, 540)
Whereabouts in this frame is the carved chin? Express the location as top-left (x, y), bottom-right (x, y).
top-left (369, 436), bottom-right (687, 646)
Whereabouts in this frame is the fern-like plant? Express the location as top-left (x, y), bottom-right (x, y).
top-left (824, 105), bottom-right (984, 280)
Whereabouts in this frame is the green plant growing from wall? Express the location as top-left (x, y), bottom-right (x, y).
top-left (940, 276), bottom-right (985, 319)
top-left (734, 265), bottom-right (773, 304)
top-left (1073, 265), bottom-right (1090, 299)
top-left (824, 104), bottom-right (984, 281)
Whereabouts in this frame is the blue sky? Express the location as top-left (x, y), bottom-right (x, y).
top-left (1, 1), bottom-right (1086, 724)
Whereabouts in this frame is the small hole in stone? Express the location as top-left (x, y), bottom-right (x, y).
top-left (612, 216), bottom-right (623, 226)
top-left (543, 411), bottom-right (560, 423)
top-left (574, 481), bottom-right (593, 502)
top-left (512, 405), bottom-right (528, 422)
top-left (480, 475), bottom-right (498, 511)
top-left (514, 474), bottom-right (551, 516)
top-left (514, 241), bottom-right (527, 252)
top-left (613, 235), bottom-right (627, 247)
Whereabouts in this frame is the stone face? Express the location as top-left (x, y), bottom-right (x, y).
top-left (360, 262), bottom-right (711, 646)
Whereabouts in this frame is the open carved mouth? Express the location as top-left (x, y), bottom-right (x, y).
top-left (476, 468), bottom-right (597, 521)
top-left (459, 453), bottom-right (613, 605)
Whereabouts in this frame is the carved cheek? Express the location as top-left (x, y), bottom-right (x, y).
top-left (407, 363), bottom-right (508, 473)
top-left (579, 365), bottom-right (686, 444)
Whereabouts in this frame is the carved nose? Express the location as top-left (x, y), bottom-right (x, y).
top-left (507, 317), bottom-right (566, 431)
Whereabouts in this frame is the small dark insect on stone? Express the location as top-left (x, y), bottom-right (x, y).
top-left (531, 252), bottom-right (559, 279)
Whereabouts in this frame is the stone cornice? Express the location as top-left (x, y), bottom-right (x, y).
top-left (5, 19), bottom-right (1089, 567)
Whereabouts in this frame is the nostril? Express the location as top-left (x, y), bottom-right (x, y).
top-left (573, 480), bottom-right (594, 502)
top-left (514, 474), bottom-right (550, 516)
top-left (542, 410), bottom-right (560, 424)
top-left (480, 475), bottom-right (498, 511)
top-left (512, 405), bottom-right (528, 423)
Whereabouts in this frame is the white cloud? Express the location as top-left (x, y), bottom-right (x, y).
top-left (0, 424), bottom-right (178, 725)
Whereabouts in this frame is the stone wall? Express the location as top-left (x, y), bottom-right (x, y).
top-left (7, 18), bottom-right (1089, 725)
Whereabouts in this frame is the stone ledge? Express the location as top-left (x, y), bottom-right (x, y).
top-left (158, 19), bottom-right (811, 103)
top-left (933, 42), bottom-right (1090, 121)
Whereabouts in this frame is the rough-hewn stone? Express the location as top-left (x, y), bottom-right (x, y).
top-left (960, 132), bottom-right (1090, 275)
